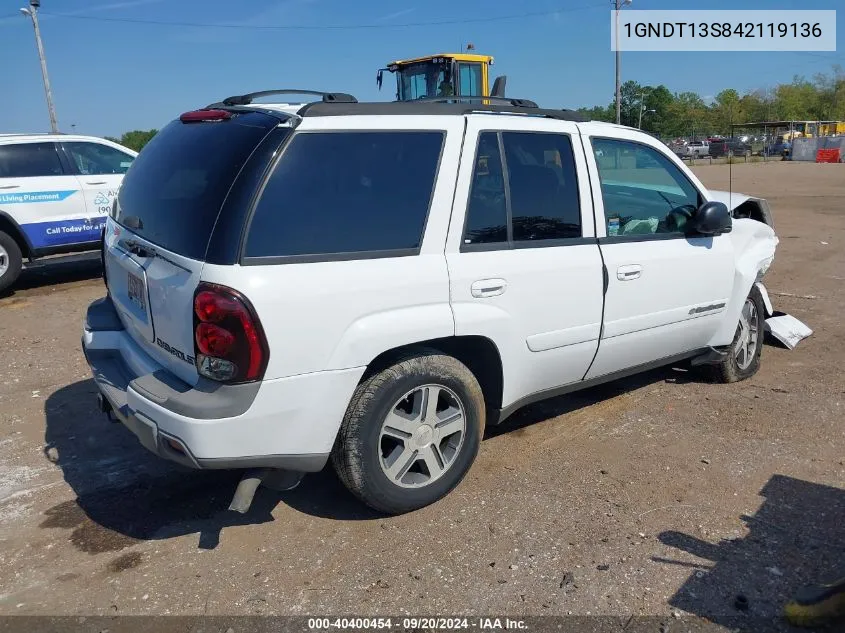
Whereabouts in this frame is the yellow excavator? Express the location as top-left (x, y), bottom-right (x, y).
top-left (377, 52), bottom-right (507, 101)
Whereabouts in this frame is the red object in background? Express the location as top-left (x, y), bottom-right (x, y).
top-left (815, 148), bottom-right (841, 163)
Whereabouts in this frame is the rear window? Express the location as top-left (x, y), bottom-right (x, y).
top-left (115, 111), bottom-right (278, 260)
top-left (244, 131), bottom-right (444, 260)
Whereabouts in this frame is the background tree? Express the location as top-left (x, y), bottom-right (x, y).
top-left (117, 130), bottom-right (158, 152)
top-left (574, 65), bottom-right (844, 139)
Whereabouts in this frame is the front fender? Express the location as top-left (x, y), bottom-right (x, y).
top-left (708, 218), bottom-right (778, 347)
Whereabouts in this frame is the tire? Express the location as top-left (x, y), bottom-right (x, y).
top-left (712, 285), bottom-right (765, 383)
top-left (332, 350), bottom-right (486, 514)
top-left (0, 231), bottom-right (23, 294)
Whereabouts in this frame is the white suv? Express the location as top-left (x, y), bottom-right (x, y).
top-left (0, 134), bottom-right (137, 292)
top-left (82, 92), bottom-right (779, 515)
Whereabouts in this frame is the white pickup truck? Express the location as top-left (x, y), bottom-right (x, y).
top-left (677, 140), bottom-right (710, 158)
top-left (82, 92), bottom-right (782, 515)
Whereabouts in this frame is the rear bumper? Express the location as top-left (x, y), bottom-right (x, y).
top-left (82, 296), bottom-right (364, 472)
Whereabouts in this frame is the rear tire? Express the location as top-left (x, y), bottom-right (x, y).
top-left (712, 286), bottom-right (765, 383)
top-left (0, 231), bottom-right (23, 294)
top-left (332, 350), bottom-right (485, 515)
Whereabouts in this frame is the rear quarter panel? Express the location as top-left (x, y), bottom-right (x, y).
top-left (201, 115), bottom-right (465, 380)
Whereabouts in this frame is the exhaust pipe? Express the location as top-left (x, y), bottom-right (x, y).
top-left (228, 468), bottom-right (304, 514)
top-left (97, 393), bottom-right (118, 422)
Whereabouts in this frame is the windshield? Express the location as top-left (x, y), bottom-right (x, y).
top-left (396, 61), bottom-right (453, 100)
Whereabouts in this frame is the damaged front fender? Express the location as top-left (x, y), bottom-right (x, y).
top-left (708, 190), bottom-right (775, 230)
top-left (708, 218), bottom-right (779, 348)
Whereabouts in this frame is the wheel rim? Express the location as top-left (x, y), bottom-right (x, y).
top-left (378, 384), bottom-right (466, 489)
top-left (0, 243), bottom-right (8, 277)
top-left (734, 298), bottom-right (759, 370)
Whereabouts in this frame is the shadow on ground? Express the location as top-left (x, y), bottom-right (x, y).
top-left (42, 353), bottom-right (782, 554)
top-left (1, 253), bottom-right (101, 298)
top-left (656, 474), bottom-right (845, 632)
top-left (42, 380), bottom-right (381, 554)
top-left (42, 360), bottom-right (704, 552)
top-left (487, 362), bottom-right (699, 438)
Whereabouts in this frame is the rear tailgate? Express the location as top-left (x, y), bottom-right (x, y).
top-left (104, 219), bottom-right (204, 384)
top-left (104, 108), bottom-right (283, 384)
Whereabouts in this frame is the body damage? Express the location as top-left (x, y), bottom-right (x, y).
top-left (708, 189), bottom-right (775, 229)
top-left (708, 218), bottom-right (778, 347)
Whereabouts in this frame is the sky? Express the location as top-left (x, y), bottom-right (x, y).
top-left (1, 0), bottom-right (843, 136)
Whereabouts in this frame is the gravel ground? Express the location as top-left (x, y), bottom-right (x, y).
top-left (0, 161), bottom-right (842, 630)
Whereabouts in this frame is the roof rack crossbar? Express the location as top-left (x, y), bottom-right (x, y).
top-left (412, 96), bottom-right (539, 108)
top-left (221, 89), bottom-right (357, 106)
top-left (297, 101), bottom-right (587, 122)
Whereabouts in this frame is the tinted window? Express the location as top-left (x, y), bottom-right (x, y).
top-left (503, 132), bottom-right (581, 241)
top-left (0, 143), bottom-right (63, 178)
top-left (463, 132), bottom-right (507, 245)
top-left (593, 138), bottom-right (701, 237)
top-left (64, 142), bottom-right (135, 175)
top-left (245, 131), bottom-right (444, 259)
top-left (116, 111), bottom-right (278, 260)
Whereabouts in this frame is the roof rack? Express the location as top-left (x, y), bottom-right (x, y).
top-left (412, 96), bottom-right (539, 108)
top-left (212, 89), bottom-right (358, 107)
top-left (298, 100), bottom-right (587, 122)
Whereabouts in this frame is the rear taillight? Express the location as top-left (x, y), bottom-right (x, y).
top-left (192, 283), bottom-right (268, 383)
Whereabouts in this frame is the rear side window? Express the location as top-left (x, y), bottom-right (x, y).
top-left (463, 133), bottom-right (507, 245)
top-left (503, 132), bottom-right (581, 241)
top-left (0, 143), bottom-right (63, 178)
top-left (462, 131), bottom-right (582, 248)
top-left (116, 111), bottom-right (278, 260)
top-left (245, 131), bottom-right (444, 260)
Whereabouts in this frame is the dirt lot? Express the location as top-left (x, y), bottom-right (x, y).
top-left (0, 162), bottom-right (842, 629)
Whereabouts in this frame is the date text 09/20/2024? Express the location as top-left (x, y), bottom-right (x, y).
top-left (307, 618), bottom-right (528, 630)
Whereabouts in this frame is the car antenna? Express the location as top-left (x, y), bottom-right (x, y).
top-left (728, 108), bottom-right (733, 211)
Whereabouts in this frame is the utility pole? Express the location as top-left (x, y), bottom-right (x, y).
top-left (20, 0), bottom-right (58, 133)
top-left (637, 90), bottom-right (646, 129)
top-left (614, 0), bottom-right (631, 125)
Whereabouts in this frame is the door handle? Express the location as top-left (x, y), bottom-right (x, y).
top-left (471, 278), bottom-right (507, 298)
top-left (617, 264), bottom-right (642, 281)
top-left (0, 185), bottom-right (20, 190)
top-left (86, 181), bottom-right (107, 185)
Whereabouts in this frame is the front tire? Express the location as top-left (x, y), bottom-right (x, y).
top-left (0, 231), bottom-right (23, 294)
top-left (713, 286), bottom-right (765, 383)
top-left (332, 351), bottom-right (485, 514)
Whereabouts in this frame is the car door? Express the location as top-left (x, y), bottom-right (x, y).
top-left (446, 116), bottom-right (604, 410)
top-left (582, 130), bottom-right (735, 380)
top-left (60, 140), bottom-right (136, 229)
top-left (0, 141), bottom-right (88, 253)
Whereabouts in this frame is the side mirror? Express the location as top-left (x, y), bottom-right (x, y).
top-left (689, 200), bottom-right (732, 236)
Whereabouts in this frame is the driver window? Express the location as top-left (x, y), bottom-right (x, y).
top-left (592, 138), bottom-right (701, 237)
top-left (64, 142), bottom-right (134, 175)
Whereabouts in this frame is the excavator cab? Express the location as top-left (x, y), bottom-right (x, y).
top-left (377, 53), bottom-right (506, 101)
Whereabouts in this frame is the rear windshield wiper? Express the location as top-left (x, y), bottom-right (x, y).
top-left (120, 238), bottom-right (155, 258)
top-left (117, 238), bottom-right (191, 273)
